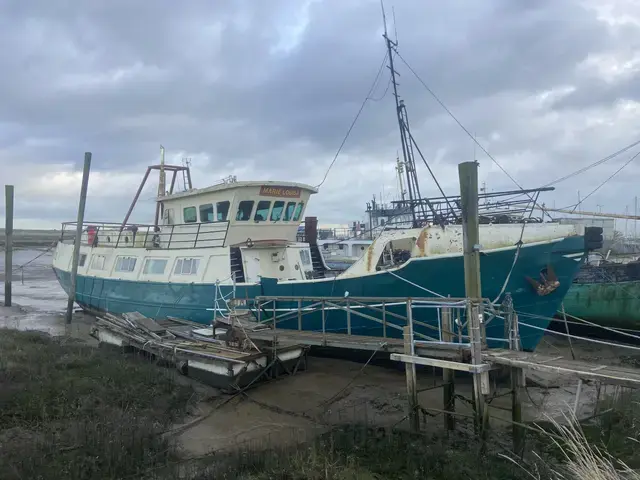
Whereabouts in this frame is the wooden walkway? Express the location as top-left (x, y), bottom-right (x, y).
top-left (247, 328), bottom-right (640, 387)
top-left (484, 349), bottom-right (640, 387)
top-left (247, 329), bottom-right (468, 360)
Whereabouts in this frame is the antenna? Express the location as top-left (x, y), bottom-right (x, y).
top-left (158, 145), bottom-right (166, 197)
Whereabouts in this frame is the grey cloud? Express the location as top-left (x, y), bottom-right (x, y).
top-left (0, 0), bottom-right (639, 227)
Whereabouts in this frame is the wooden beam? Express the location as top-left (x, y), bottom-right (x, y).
top-left (390, 353), bottom-right (494, 373)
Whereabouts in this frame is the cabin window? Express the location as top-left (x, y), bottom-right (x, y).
top-left (236, 201), bottom-right (254, 221)
top-left (78, 254), bottom-right (87, 267)
top-left (271, 201), bottom-right (284, 221)
top-left (164, 208), bottom-right (174, 225)
top-left (115, 256), bottom-right (137, 272)
top-left (217, 201), bottom-right (230, 221)
top-left (293, 202), bottom-right (304, 221)
top-left (300, 249), bottom-right (311, 266)
top-left (91, 255), bottom-right (106, 270)
top-left (143, 258), bottom-right (168, 275)
top-left (283, 201), bottom-right (296, 221)
top-left (183, 206), bottom-right (197, 223)
top-left (199, 204), bottom-right (214, 223)
top-left (174, 258), bottom-right (200, 275)
top-left (254, 201), bottom-right (271, 222)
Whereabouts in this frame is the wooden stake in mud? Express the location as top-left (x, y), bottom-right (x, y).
top-left (404, 300), bottom-right (419, 432)
top-left (4, 185), bottom-right (14, 307)
top-left (441, 306), bottom-right (456, 431)
top-left (65, 152), bottom-right (92, 324)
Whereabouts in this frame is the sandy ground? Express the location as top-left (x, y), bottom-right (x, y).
top-left (0, 250), bottom-right (636, 457)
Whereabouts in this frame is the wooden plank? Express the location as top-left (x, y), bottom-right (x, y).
top-left (246, 329), bottom-right (464, 360)
top-left (484, 353), bottom-right (640, 387)
top-left (391, 353), bottom-right (494, 373)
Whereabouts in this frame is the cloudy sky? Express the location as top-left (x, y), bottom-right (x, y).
top-left (2, 0), bottom-right (640, 231)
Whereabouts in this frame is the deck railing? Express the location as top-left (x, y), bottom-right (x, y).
top-left (60, 221), bottom-right (229, 250)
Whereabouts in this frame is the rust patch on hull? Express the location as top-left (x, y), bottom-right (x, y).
top-left (415, 228), bottom-right (428, 257)
top-left (366, 238), bottom-right (378, 272)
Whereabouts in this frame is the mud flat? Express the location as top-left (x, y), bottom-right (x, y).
top-left (0, 229), bottom-right (61, 248)
top-left (2, 252), bottom-right (640, 478)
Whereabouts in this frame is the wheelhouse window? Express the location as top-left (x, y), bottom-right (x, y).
top-left (143, 258), bottom-right (168, 275)
top-left (115, 256), bottom-right (137, 272)
top-left (254, 201), bottom-right (271, 222)
top-left (271, 201), bottom-right (284, 221)
top-left (293, 202), bottom-right (304, 221)
top-left (236, 200), bottom-right (254, 221)
top-left (174, 258), bottom-right (200, 275)
top-left (199, 204), bottom-right (214, 223)
top-left (183, 206), bottom-right (197, 223)
top-left (300, 249), bottom-right (311, 266)
top-left (283, 201), bottom-right (296, 221)
top-left (91, 255), bottom-right (106, 270)
top-left (217, 201), bottom-right (230, 221)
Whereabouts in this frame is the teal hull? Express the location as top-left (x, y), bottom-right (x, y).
top-left (562, 281), bottom-right (640, 330)
top-left (53, 235), bottom-right (585, 351)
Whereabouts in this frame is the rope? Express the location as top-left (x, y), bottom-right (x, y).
top-left (560, 308), bottom-right (640, 343)
top-left (11, 242), bottom-right (57, 273)
top-left (386, 269), bottom-right (444, 297)
top-left (491, 223), bottom-right (526, 304)
top-left (315, 342), bottom-right (387, 410)
top-left (516, 315), bottom-right (640, 353)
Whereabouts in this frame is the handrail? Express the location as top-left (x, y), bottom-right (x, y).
top-left (60, 220), bottom-right (230, 250)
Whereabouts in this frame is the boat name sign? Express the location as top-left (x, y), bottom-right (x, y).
top-left (259, 185), bottom-right (302, 198)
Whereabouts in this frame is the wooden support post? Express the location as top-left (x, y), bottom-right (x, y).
top-left (297, 299), bottom-right (302, 330)
top-left (4, 185), bottom-right (14, 307)
top-left (573, 379), bottom-right (583, 417)
top-left (458, 161), bottom-right (488, 437)
top-left (321, 300), bottom-right (326, 345)
top-left (403, 325), bottom-right (419, 432)
top-left (382, 300), bottom-right (387, 338)
top-left (346, 299), bottom-right (351, 335)
top-left (511, 366), bottom-right (525, 456)
top-left (66, 152), bottom-right (92, 324)
top-left (441, 306), bottom-right (455, 431)
top-left (458, 161), bottom-right (482, 300)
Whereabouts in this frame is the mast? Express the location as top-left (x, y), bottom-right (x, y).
top-left (154, 145), bottom-right (167, 228)
top-left (159, 145), bottom-right (166, 197)
top-left (382, 4), bottom-right (420, 227)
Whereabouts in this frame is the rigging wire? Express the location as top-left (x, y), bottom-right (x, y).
top-left (394, 52), bottom-right (536, 204)
top-left (564, 149), bottom-right (640, 212)
top-left (498, 138), bottom-right (640, 207)
top-left (543, 139), bottom-right (640, 188)
top-left (315, 51), bottom-right (390, 189)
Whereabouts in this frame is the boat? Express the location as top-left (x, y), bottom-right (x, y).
top-left (51, 162), bottom-right (590, 351)
top-left (561, 257), bottom-right (640, 330)
top-left (51, 23), bottom-right (593, 352)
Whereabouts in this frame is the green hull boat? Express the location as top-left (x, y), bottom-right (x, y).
top-left (562, 261), bottom-right (640, 330)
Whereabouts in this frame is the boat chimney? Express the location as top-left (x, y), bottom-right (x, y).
top-left (304, 217), bottom-right (318, 246)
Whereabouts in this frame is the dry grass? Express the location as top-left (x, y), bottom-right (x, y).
top-left (0, 328), bottom-right (197, 480)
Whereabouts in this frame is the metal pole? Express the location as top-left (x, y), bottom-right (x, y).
top-left (65, 152), bottom-right (92, 324)
top-left (4, 185), bottom-right (14, 307)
